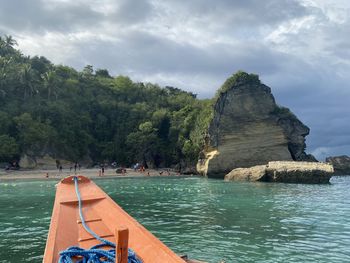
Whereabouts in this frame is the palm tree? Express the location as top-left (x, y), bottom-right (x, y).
top-left (42, 70), bottom-right (58, 100)
top-left (0, 37), bottom-right (5, 56)
top-left (0, 71), bottom-right (7, 98)
top-left (0, 35), bottom-right (17, 56)
top-left (4, 35), bottom-right (17, 48)
top-left (0, 57), bottom-right (13, 98)
top-left (20, 64), bottom-right (37, 99)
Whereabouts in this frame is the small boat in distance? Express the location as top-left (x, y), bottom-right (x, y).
top-left (43, 175), bottom-right (204, 263)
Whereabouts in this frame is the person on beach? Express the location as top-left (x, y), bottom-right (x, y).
top-left (134, 163), bottom-right (138, 171)
top-left (101, 166), bottom-right (105, 176)
top-left (59, 165), bottom-right (62, 173)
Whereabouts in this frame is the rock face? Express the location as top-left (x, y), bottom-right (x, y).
top-left (224, 161), bottom-right (334, 184)
top-left (224, 165), bottom-right (266, 182)
top-left (264, 161), bottom-right (333, 183)
top-left (19, 154), bottom-right (37, 169)
top-left (325, 155), bottom-right (350, 175)
top-left (19, 154), bottom-right (77, 169)
top-left (197, 72), bottom-right (317, 178)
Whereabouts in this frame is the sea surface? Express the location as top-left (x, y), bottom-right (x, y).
top-left (0, 176), bottom-right (350, 263)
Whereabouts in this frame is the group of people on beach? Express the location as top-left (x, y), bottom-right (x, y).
top-left (43, 159), bottom-right (178, 179)
top-left (55, 160), bottom-right (81, 173)
top-left (53, 160), bottom-right (81, 177)
top-left (98, 165), bottom-right (105, 176)
top-left (4, 161), bottom-right (20, 171)
top-left (69, 162), bottom-right (81, 172)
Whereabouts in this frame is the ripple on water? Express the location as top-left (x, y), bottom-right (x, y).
top-left (1, 177), bottom-right (350, 262)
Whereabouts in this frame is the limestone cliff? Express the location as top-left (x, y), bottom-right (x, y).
top-left (325, 155), bottom-right (350, 175)
top-left (197, 71), bottom-right (316, 178)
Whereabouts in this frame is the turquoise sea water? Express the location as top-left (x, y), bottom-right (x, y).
top-left (0, 176), bottom-right (350, 263)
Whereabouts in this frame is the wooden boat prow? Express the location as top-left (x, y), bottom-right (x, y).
top-left (43, 175), bottom-right (187, 263)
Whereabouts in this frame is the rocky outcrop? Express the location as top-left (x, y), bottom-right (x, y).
top-left (19, 154), bottom-right (79, 169)
top-left (325, 155), bottom-right (350, 175)
top-left (264, 161), bottom-right (333, 183)
top-left (197, 72), bottom-right (317, 178)
top-left (19, 154), bottom-right (37, 169)
top-left (224, 161), bottom-right (334, 184)
top-left (224, 165), bottom-right (266, 182)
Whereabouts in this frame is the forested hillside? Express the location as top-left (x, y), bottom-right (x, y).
top-left (0, 36), bottom-right (213, 168)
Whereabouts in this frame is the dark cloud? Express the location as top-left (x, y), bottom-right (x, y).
top-left (266, 63), bottom-right (350, 160)
top-left (0, 0), bottom-right (105, 33)
top-left (324, 22), bottom-right (350, 61)
top-left (162, 0), bottom-right (308, 27)
top-left (108, 0), bottom-right (153, 25)
top-left (0, 0), bottom-right (156, 34)
top-left (69, 30), bottom-right (288, 77)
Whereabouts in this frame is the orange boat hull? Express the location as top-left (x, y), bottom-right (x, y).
top-left (43, 175), bottom-right (186, 263)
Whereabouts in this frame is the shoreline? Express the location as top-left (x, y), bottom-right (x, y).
top-left (0, 168), bottom-right (186, 182)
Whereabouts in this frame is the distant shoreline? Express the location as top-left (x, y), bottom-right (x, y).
top-left (0, 168), bottom-right (184, 182)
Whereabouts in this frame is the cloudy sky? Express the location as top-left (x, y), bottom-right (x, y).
top-left (0, 0), bottom-right (349, 160)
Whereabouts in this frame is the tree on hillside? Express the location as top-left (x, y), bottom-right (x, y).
top-left (95, 68), bottom-right (112, 78)
top-left (4, 35), bottom-right (17, 48)
top-left (0, 134), bottom-right (19, 161)
top-left (0, 35), bottom-right (213, 167)
top-left (126, 122), bottom-right (159, 167)
top-left (20, 64), bottom-right (37, 99)
top-left (0, 35), bottom-right (17, 56)
top-left (42, 70), bottom-right (59, 100)
top-left (14, 113), bottom-right (54, 156)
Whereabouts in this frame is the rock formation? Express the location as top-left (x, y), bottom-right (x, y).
top-left (224, 165), bottom-right (267, 182)
top-left (224, 161), bottom-right (334, 184)
top-left (19, 153), bottom-right (92, 169)
top-left (19, 154), bottom-right (71, 169)
top-left (325, 155), bottom-right (350, 175)
top-left (19, 154), bottom-right (37, 169)
top-left (197, 71), bottom-right (316, 178)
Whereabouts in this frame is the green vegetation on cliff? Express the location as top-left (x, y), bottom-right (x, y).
top-left (0, 36), bottom-right (213, 167)
top-left (215, 71), bottom-right (260, 99)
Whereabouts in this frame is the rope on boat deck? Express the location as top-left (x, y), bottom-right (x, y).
top-left (58, 176), bottom-right (143, 263)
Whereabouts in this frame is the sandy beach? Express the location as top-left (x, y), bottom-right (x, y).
top-left (0, 167), bottom-right (180, 181)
